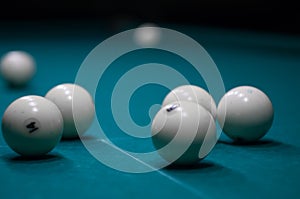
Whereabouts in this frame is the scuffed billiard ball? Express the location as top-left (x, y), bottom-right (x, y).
top-left (2, 96), bottom-right (63, 157)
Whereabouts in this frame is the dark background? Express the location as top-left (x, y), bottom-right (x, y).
top-left (0, 0), bottom-right (299, 34)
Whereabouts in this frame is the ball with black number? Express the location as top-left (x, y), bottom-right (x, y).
top-left (2, 95), bottom-right (63, 157)
top-left (151, 101), bottom-right (217, 165)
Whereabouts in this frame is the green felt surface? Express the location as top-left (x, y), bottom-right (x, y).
top-left (0, 22), bottom-right (300, 198)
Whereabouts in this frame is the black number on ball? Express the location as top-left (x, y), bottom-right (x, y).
top-left (166, 104), bottom-right (179, 112)
top-left (26, 122), bottom-right (39, 133)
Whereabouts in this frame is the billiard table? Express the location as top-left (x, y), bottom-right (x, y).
top-left (0, 21), bottom-right (300, 199)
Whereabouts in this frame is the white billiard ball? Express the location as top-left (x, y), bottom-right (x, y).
top-left (133, 23), bottom-right (161, 47)
top-left (0, 51), bottom-right (36, 86)
top-left (45, 83), bottom-right (95, 139)
top-left (151, 101), bottom-right (217, 165)
top-left (162, 85), bottom-right (217, 119)
top-left (217, 86), bottom-right (274, 142)
top-left (2, 96), bottom-right (63, 157)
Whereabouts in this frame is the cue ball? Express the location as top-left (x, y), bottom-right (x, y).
top-left (217, 86), bottom-right (274, 142)
top-left (162, 85), bottom-right (217, 119)
top-left (0, 51), bottom-right (36, 86)
top-left (151, 101), bottom-right (217, 165)
top-left (45, 83), bottom-right (95, 139)
top-left (2, 96), bottom-right (63, 157)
